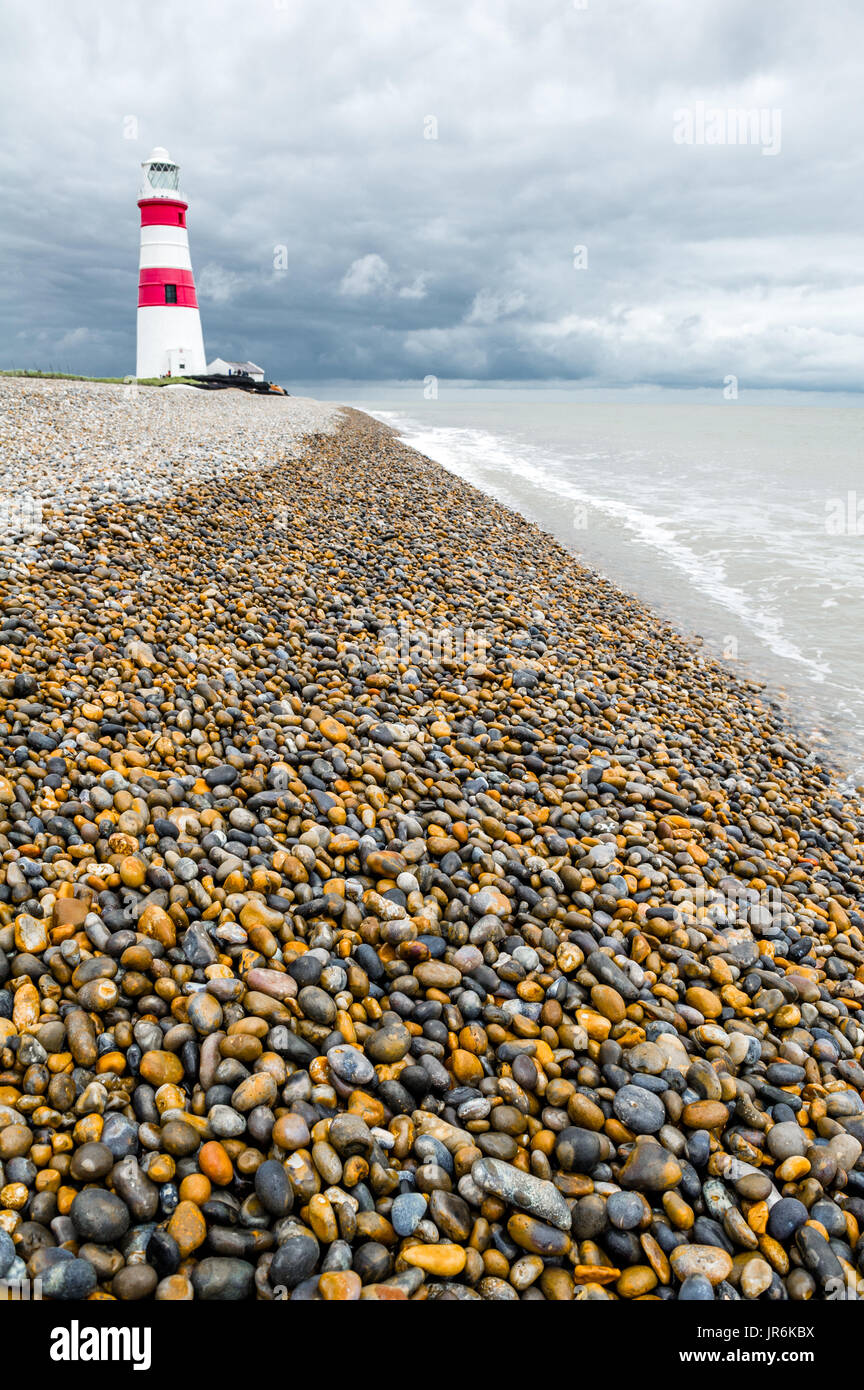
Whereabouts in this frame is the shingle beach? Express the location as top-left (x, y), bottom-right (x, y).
top-left (1, 377), bottom-right (864, 1302)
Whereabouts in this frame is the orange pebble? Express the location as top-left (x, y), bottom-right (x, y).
top-left (198, 1140), bottom-right (233, 1186)
top-left (179, 1174), bottom-right (211, 1205)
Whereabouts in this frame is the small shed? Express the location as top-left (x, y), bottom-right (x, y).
top-left (206, 358), bottom-right (265, 382)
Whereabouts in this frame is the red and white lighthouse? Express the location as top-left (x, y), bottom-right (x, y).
top-left (135, 147), bottom-right (206, 379)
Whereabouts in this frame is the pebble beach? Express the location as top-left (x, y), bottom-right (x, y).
top-left (1, 377), bottom-right (864, 1303)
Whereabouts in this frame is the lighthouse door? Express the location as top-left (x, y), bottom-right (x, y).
top-left (167, 348), bottom-right (189, 377)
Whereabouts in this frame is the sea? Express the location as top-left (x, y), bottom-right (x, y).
top-left (315, 392), bottom-right (864, 787)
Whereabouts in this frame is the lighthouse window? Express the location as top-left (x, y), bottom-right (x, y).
top-left (178, 211), bottom-right (185, 225)
top-left (164, 284), bottom-right (177, 304)
top-left (148, 162), bottom-right (180, 191)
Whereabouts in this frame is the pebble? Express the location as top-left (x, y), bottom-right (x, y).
top-left (613, 1085), bottom-right (665, 1135)
top-left (679, 1274), bottom-right (715, 1301)
top-left (392, 1193), bottom-right (427, 1237)
top-left (472, 1158), bottom-right (572, 1231)
top-left (740, 1257), bottom-right (773, 1299)
top-left (254, 1159), bottom-right (294, 1217)
top-left (69, 1189), bottom-right (130, 1245)
top-left (191, 1257), bottom-right (255, 1301)
top-left (40, 1257), bottom-right (98, 1300)
top-left (606, 1192), bottom-right (645, 1231)
top-left (402, 1244), bottom-right (467, 1277)
top-left (670, 1244), bottom-right (733, 1286)
top-left (270, 1235), bottom-right (319, 1289)
top-left (767, 1198), bottom-right (809, 1242)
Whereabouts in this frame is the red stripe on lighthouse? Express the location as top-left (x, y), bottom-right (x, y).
top-left (138, 197), bottom-right (189, 227)
top-left (138, 267), bottom-right (199, 308)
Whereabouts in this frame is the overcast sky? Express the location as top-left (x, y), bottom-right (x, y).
top-left (0, 0), bottom-right (861, 392)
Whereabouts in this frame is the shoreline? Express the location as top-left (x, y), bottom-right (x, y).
top-left (359, 404), bottom-right (855, 792)
top-left (1, 378), bottom-right (863, 1302)
top-left (353, 400), bottom-right (863, 794)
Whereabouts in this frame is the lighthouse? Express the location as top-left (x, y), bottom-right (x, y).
top-left (135, 148), bottom-right (206, 380)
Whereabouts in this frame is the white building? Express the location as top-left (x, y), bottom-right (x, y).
top-left (207, 358), bottom-right (266, 382)
top-left (135, 148), bottom-right (207, 379)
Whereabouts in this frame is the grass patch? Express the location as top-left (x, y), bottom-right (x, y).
top-left (0, 370), bottom-right (198, 387)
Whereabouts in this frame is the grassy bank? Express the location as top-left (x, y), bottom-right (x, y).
top-left (0, 369), bottom-right (196, 387)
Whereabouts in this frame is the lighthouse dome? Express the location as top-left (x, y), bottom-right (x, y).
top-left (140, 147), bottom-right (182, 198)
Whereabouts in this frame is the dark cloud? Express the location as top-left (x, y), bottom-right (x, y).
top-left (0, 0), bottom-right (861, 390)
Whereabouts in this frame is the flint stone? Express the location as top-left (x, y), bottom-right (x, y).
top-left (471, 1157), bottom-right (571, 1231)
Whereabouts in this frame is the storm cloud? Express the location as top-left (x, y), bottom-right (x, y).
top-left (0, 0), bottom-right (861, 391)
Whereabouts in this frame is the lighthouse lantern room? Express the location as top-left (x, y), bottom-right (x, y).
top-left (135, 147), bottom-right (206, 380)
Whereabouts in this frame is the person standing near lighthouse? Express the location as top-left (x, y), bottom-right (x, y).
top-left (135, 148), bottom-right (206, 379)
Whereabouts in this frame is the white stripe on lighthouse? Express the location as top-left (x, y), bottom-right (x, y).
top-left (139, 226), bottom-right (193, 271)
top-left (137, 308), bottom-right (205, 379)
